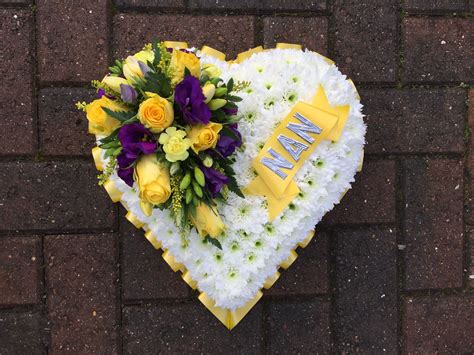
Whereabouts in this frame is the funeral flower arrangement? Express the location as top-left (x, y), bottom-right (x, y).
top-left (79, 40), bottom-right (365, 329)
top-left (77, 41), bottom-right (245, 248)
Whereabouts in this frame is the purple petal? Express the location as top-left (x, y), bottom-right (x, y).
top-left (120, 84), bottom-right (137, 104)
top-left (118, 167), bottom-right (134, 187)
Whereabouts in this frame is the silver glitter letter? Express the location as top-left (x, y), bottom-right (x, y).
top-left (286, 112), bottom-right (322, 144)
top-left (260, 148), bottom-right (294, 179)
top-left (277, 134), bottom-right (308, 162)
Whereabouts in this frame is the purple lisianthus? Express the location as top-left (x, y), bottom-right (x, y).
top-left (116, 123), bottom-right (157, 186)
top-left (223, 106), bottom-right (238, 116)
top-left (216, 124), bottom-right (242, 158)
top-left (174, 76), bottom-right (211, 125)
top-left (201, 166), bottom-right (229, 198)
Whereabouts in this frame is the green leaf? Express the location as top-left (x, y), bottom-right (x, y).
top-left (227, 78), bottom-right (234, 92)
top-left (227, 175), bottom-right (245, 198)
top-left (142, 70), bottom-right (172, 98)
top-left (224, 101), bottom-right (238, 110)
top-left (204, 235), bottom-right (222, 250)
top-left (184, 67), bottom-right (191, 77)
top-left (221, 163), bottom-right (244, 198)
top-left (99, 128), bottom-right (120, 144)
top-left (102, 107), bottom-right (135, 123)
top-left (221, 126), bottom-right (240, 141)
top-left (226, 94), bottom-right (242, 102)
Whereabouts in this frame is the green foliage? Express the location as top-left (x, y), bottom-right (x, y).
top-left (141, 70), bottom-right (172, 98)
top-left (101, 107), bottom-right (136, 123)
top-left (204, 235), bottom-right (222, 250)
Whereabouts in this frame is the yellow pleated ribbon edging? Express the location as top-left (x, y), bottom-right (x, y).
top-left (340, 188), bottom-right (350, 201)
top-left (162, 250), bottom-right (185, 272)
top-left (200, 45), bottom-right (226, 61)
top-left (181, 271), bottom-right (198, 290)
top-left (125, 211), bottom-right (144, 229)
top-left (276, 42), bottom-right (303, 50)
top-left (92, 146), bottom-right (103, 171)
top-left (236, 46), bottom-right (264, 63)
top-left (103, 180), bottom-right (123, 203)
top-left (280, 250), bottom-right (298, 270)
top-left (163, 41), bottom-right (188, 49)
top-left (357, 149), bottom-right (364, 172)
top-left (263, 271), bottom-right (281, 289)
top-left (298, 230), bottom-right (315, 249)
top-left (199, 291), bottom-right (263, 330)
top-left (144, 230), bottom-right (162, 250)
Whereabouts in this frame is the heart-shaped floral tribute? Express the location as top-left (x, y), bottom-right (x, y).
top-left (77, 41), bottom-right (365, 329)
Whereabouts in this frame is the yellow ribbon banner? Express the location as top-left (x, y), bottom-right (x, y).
top-left (245, 87), bottom-right (349, 221)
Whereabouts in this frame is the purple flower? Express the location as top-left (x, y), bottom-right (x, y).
top-left (216, 124), bottom-right (242, 157)
top-left (120, 84), bottom-right (137, 104)
top-left (202, 166), bottom-right (229, 198)
top-left (174, 76), bottom-right (211, 125)
top-left (116, 123), bottom-right (157, 186)
top-left (97, 88), bottom-right (115, 99)
top-left (223, 106), bottom-right (238, 116)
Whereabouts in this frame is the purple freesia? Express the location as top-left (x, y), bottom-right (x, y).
top-left (174, 76), bottom-right (211, 125)
top-left (201, 166), bottom-right (229, 198)
top-left (116, 123), bottom-right (157, 186)
top-left (216, 124), bottom-right (242, 157)
top-left (120, 84), bottom-right (137, 104)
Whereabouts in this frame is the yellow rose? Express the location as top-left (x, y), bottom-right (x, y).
top-left (170, 49), bottom-right (201, 83)
top-left (134, 154), bottom-right (171, 216)
top-left (85, 96), bottom-right (125, 135)
top-left (101, 75), bottom-right (129, 93)
top-left (138, 95), bottom-right (174, 133)
top-left (190, 203), bottom-right (225, 238)
top-left (187, 122), bottom-right (222, 154)
top-left (159, 127), bottom-right (191, 162)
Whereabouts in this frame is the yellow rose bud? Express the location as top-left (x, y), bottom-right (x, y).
top-left (138, 95), bottom-right (174, 133)
top-left (190, 203), bottom-right (225, 238)
top-left (202, 83), bottom-right (216, 103)
top-left (123, 55), bottom-right (146, 82)
top-left (101, 75), bottom-right (129, 93)
top-left (208, 98), bottom-right (227, 111)
top-left (159, 127), bottom-right (192, 162)
top-left (170, 49), bottom-right (201, 83)
top-left (85, 96), bottom-right (125, 135)
top-left (202, 64), bottom-right (221, 79)
top-left (133, 48), bottom-right (154, 64)
top-left (187, 122), bottom-right (222, 154)
top-left (134, 154), bottom-right (171, 216)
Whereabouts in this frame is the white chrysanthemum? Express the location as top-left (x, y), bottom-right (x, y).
top-left (98, 49), bottom-right (365, 310)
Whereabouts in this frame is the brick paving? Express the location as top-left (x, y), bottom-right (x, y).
top-left (0, 1), bottom-right (472, 354)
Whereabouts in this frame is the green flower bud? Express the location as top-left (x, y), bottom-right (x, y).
top-left (208, 98), bottom-right (227, 111)
top-left (192, 181), bottom-right (203, 198)
top-left (170, 162), bottom-right (180, 176)
top-left (192, 194), bottom-right (199, 206)
top-left (202, 64), bottom-right (221, 79)
top-left (214, 87), bottom-right (228, 97)
top-left (202, 83), bottom-right (216, 103)
top-left (179, 172), bottom-right (191, 190)
top-left (194, 167), bottom-right (205, 187)
top-left (203, 155), bottom-right (213, 168)
top-left (185, 188), bottom-right (193, 204)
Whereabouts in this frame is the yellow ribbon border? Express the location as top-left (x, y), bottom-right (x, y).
top-left (92, 43), bottom-right (363, 330)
